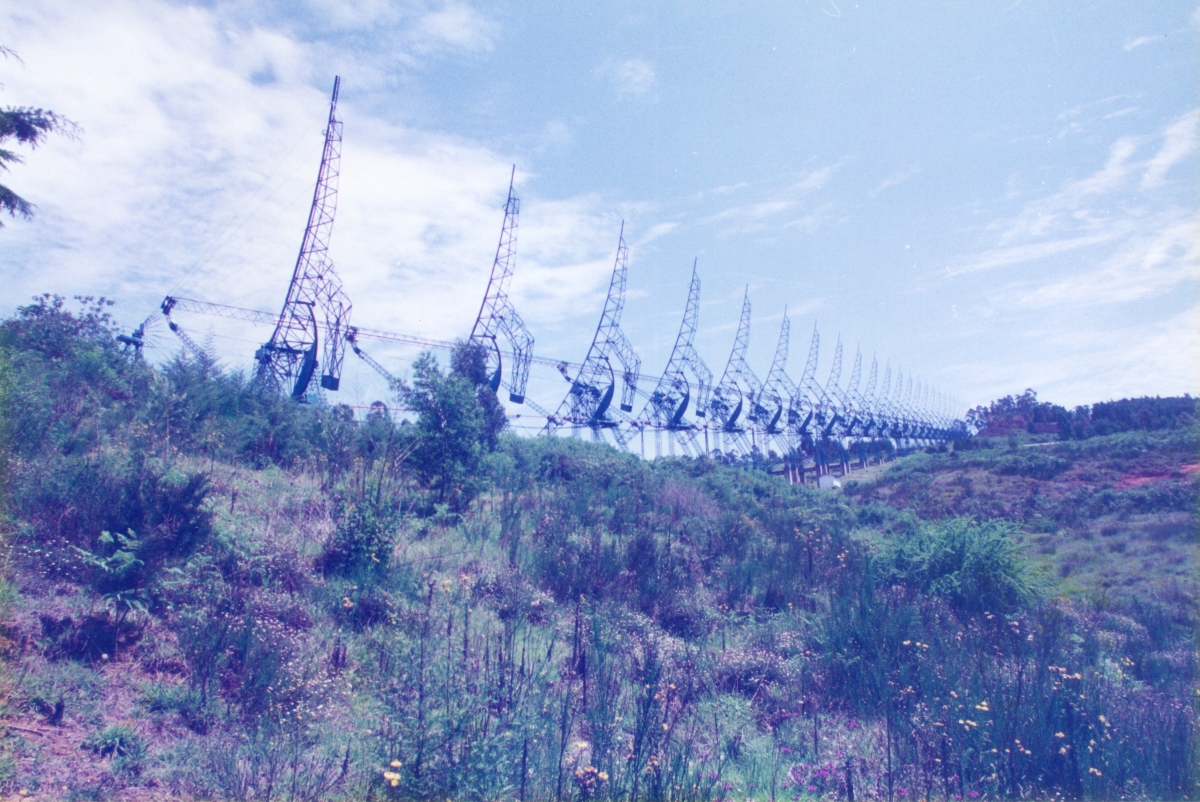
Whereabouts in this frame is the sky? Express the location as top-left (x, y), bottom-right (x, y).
top-left (1, 0), bottom-right (1197, 420)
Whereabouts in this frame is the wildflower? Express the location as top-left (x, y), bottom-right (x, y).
top-left (342, 597), bottom-right (354, 609)
top-left (1059, 747), bottom-right (1068, 755)
top-left (1089, 767), bottom-right (1102, 776)
top-left (390, 759), bottom-right (402, 768)
top-left (1055, 732), bottom-right (1066, 738)
top-left (599, 772), bottom-right (609, 782)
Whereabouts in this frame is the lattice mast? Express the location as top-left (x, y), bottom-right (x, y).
top-left (792, 324), bottom-right (823, 436)
top-left (708, 289), bottom-right (766, 452)
top-left (844, 347), bottom-right (864, 434)
top-left (546, 222), bottom-right (641, 442)
top-left (470, 166), bottom-right (534, 403)
top-left (256, 76), bottom-right (352, 399)
top-left (860, 355), bottom-right (880, 434)
top-left (639, 262), bottom-right (712, 452)
top-left (762, 309), bottom-right (798, 437)
top-left (817, 336), bottom-right (848, 436)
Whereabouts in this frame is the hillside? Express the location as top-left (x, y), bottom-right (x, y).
top-left (0, 298), bottom-right (1195, 801)
top-left (843, 429), bottom-right (1198, 614)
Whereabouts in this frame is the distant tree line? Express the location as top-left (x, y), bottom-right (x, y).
top-left (967, 388), bottom-right (1195, 440)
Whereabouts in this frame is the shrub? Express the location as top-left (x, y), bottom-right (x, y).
top-left (82, 724), bottom-right (146, 759)
top-left (880, 518), bottom-right (1046, 614)
top-left (318, 500), bottom-right (399, 577)
top-left (994, 451), bottom-right (1072, 480)
top-left (141, 682), bottom-right (210, 733)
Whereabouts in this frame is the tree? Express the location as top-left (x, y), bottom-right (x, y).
top-left (398, 352), bottom-right (485, 506)
top-left (1, 46), bottom-right (79, 226)
top-left (450, 339), bottom-right (508, 449)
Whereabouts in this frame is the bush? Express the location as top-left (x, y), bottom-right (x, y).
top-left (994, 451), bottom-right (1072, 480)
top-left (318, 500), bottom-right (399, 577)
top-left (82, 724), bottom-right (146, 759)
top-left (880, 518), bottom-right (1046, 614)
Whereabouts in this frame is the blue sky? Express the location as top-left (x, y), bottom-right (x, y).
top-left (2, 0), bottom-right (1196, 416)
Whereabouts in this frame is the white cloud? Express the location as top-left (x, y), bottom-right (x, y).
top-left (869, 166), bottom-right (920, 197)
top-left (0, 0), bottom-right (623, 409)
top-left (602, 58), bottom-right (656, 98)
top-left (937, 110), bottom-right (1200, 407)
top-left (1014, 212), bottom-right (1198, 308)
top-left (1123, 35), bottom-right (1157, 51)
top-left (1104, 106), bottom-right (1139, 119)
top-left (947, 232), bottom-right (1117, 276)
top-left (407, 1), bottom-right (497, 56)
top-left (790, 159), bottom-right (849, 192)
top-left (1141, 108), bottom-right (1198, 188)
top-left (635, 222), bottom-right (679, 246)
top-left (699, 159), bottom-right (845, 236)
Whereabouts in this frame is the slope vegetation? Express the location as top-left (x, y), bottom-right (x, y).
top-left (0, 298), bottom-right (1194, 801)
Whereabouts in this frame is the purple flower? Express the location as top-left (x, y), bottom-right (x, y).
top-left (899, 790), bottom-right (909, 798)
top-left (808, 786), bottom-right (817, 793)
top-left (967, 792), bottom-right (981, 799)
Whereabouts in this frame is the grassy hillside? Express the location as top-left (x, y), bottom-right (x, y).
top-left (844, 429), bottom-right (1198, 614)
top-left (0, 298), bottom-right (1195, 801)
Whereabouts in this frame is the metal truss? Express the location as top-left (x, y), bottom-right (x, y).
top-left (707, 289), bottom-right (765, 455)
top-left (470, 167), bottom-right (534, 404)
top-left (545, 223), bottom-right (640, 447)
top-left (256, 76), bottom-right (352, 400)
top-left (638, 261), bottom-right (712, 456)
top-left (151, 87), bottom-right (969, 459)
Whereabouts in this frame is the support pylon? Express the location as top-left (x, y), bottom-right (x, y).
top-left (256, 76), bottom-right (352, 400)
top-left (470, 167), bottom-right (534, 404)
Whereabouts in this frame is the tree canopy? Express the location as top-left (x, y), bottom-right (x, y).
top-left (1, 46), bottom-right (79, 226)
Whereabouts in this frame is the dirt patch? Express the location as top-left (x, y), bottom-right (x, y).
top-left (1115, 463), bottom-right (1199, 489)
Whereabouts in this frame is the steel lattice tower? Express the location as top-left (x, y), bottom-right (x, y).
top-left (639, 261), bottom-right (712, 455)
top-left (708, 289), bottom-right (765, 453)
top-left (256, 77), bottom-right (352, 400)
top-left (546, 222), bottom-right (641, 445)
top-left (470, 167), bottom-right (534, 403)
top-left (762, 309), bottom-right (798, 439)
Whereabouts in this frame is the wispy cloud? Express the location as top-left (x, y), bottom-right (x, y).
top-left (869, 166), bottom-right (920, 197)
top-left (0, 0), bottom-right (627, 408)
top-left (947, 232), bottom-right (1117, 276)
top-left (700, 160), bottom-right (845, 235)
top-left (407, 1), bottom-right (497, 56)
top-left (600, 58), bottom-right (656, 98)
top-left (938, 109), bottom-right (1200, 404)
top-left (1123, 35), bottom-right (1158, 51)
top-left (790, 159), bottom-right (847, 192)
top-left (1013, 212), bottom-right (1198, 308)
top-left (635, 222), bottom-right (679, 246)
top-left (1142, 108), bottom-right (1198, 188)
